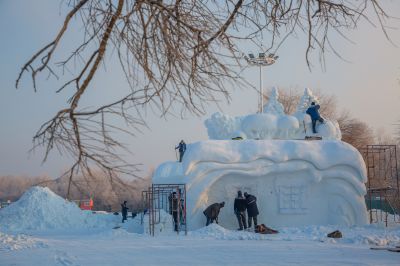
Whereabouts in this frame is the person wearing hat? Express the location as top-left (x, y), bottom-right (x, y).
top-left (234, 191), bottom-right (247, 230)
top-left (175, 140), bottom-right (187, 162)
top-left (244, 192), bottom-right (259, 230)
top-left (306, 102), bottom-right (324, 134)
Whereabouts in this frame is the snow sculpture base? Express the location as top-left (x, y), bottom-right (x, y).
top-left (153, 140), bottom-right (368, 230)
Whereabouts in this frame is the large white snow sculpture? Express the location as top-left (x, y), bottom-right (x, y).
top-left (155, 87), bottom-right (367, 231)
top-left (153, 140), bottom-right (369, 230)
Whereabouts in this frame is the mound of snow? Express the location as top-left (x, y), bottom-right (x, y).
top-left (0, 232), bottom-right (48, 251)
top-left (0, 186), bottom-right (119, 232)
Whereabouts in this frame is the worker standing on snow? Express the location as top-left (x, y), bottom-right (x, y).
top-left (121, 201), bottom-right (129, 223)
top-left (169, 192), bottom-right (179, 231)
top-left (175, 140), bottom-right (187, 162)
top-left (306, 102), bottom-right (324, 134)
top-left (175, 140), bottom-right (186, 163)
top-left (234, 191), bottom-right (247, 230)
top-left (244, 192), bottom-right (259, 230)
top-left (203, 202), bottom-right (225, 226)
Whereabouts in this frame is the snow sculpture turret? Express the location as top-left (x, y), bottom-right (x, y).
top-left (204, 112), bottom-right (242, 140)
top-left (263, 87), bottom-right (285, 115)
top-left (295, 87), bottom-right (318, 114)
top-left (205, 87), bottom-right (338, 140)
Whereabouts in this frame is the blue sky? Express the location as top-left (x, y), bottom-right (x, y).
top-left (0, 0), bottom-right (399, 178)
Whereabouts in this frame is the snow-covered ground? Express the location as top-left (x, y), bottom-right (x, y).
top-left (1, 187), bottom-right (399, 266)
top-left (1, 224), bottom-right (400, 266)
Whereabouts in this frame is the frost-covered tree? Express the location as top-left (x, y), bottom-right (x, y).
top-left (15, 0), bottom-right (392, 197)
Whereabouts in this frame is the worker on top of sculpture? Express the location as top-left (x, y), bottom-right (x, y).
top-left (175, 140), bottom-right (186, 162)
top-left (306, 102), bottom-right (324, 134)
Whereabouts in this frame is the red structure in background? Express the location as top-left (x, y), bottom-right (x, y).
top-left (73, 198), bottom-right (94, 210)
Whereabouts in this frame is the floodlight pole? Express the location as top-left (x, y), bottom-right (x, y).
top-left (244, 53), bottom-right (278, 113)
top-left (259, 65), bottom-right (263, 113)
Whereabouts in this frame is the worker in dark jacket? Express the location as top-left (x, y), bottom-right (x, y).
top-left (175, 140), bottom-right (187, 162)
top-left (244, 192), bottom-right (259, 229)
top-left (121, 201), bottom-right (129, 223)
top-left (234, 191), bottom-right (247, 230)
top-left (168, 192), bottom-right (179, 231)
top-left (203, 202), bottom-right (225, 226)
top-left (306, 102), bottom-right (324, 134)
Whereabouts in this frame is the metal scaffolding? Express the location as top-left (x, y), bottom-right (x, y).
top-left (141, 184), bottom-right (187, 236)
top-left (360, 145), bottom-right (400, 226)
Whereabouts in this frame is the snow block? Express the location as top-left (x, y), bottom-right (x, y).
top-left (153, 140), bottom-right (369, 230)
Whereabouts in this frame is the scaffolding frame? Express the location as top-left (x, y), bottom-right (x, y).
top-left (141, 184), bottom-right (187, 236)
top-left (360, 145), bottom-right (400, 226)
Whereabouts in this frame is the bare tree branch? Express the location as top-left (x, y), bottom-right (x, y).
top-left (16, 0), bottom-right (392, 198)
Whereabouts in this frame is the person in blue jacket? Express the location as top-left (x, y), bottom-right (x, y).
top-left (306, 102), bottom-right (324, 134)
top-left (175, 140), bottom-right (186, 162)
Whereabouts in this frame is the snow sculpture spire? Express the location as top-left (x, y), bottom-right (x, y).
top-left (295, 88), bottom-right (319, 114)
top-left (263, 87), bottom-right (284, 115)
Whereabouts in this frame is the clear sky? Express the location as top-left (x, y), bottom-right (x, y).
top-left (0, 0), bottom-right (399, 178)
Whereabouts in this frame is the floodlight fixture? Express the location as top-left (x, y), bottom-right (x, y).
top-left (244, 52), bottom-right (278, 113)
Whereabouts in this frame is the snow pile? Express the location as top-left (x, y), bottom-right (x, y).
top-left (204, 87), bottom-right (341, 140)
top-left (0, 186), bottom-right (119, 232)
top-left (0, 232), bottom-right (47, 251)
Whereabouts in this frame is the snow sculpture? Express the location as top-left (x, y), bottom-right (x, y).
top-left (241, 114), bottom-right (276, 139)
top-left (277, 115), bottom-right (299, 139)
top-left (294, 87), bottom-right (319, 114)
top-left (155, 86), bottom-right (368, 231)
top-left (204, 112), bottom-right (241, 140)
top-left (205, 87), bottom-right (340, 140)
top-left (153, 140), bottom-right (369, 230)
top-left (263, 87), bottom-right (285, 115)
top-left (293, 88), bottom-right (341, 140)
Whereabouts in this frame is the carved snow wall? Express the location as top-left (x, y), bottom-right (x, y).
top-left (153, 140), bottom-right (369, 230)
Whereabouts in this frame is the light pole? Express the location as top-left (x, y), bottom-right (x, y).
top-left (244, 53), bottom-right (278, 113)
